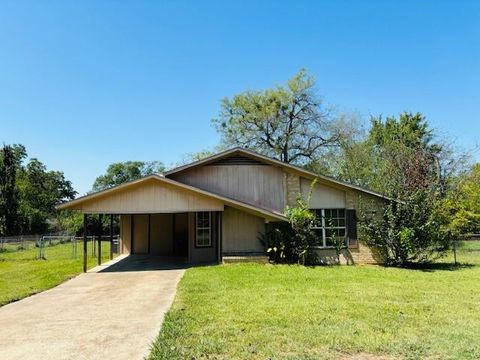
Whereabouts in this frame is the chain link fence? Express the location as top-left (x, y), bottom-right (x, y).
top-left (0, 234), bottom-right (120, 265)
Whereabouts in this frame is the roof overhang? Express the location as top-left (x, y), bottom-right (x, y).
top-left (57, 175), bottom-right (286, 222)
top-left (165, 147), bottom-right (394, 202)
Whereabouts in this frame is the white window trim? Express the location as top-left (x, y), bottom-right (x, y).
top-left (311, 209), bottom-right (347, 248)
top-left (196, 212), bottom-right (212, 247)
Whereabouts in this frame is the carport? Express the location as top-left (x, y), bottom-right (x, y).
top-left (57, 174), bottom-right (283, 271)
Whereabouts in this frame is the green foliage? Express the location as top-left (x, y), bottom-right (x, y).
top-left (17, 159), bottom-right (76, 234)
top-left (261, 180), bottom-right (318, 265)
top-left (57, 211), bottom-right (84, 236)
top-left (0, 144), bottom-right (24, 235)
top-left (439, 163), bottom-right (480, 236)
top-left (284, 199), bottom-right (317, 264)
top-left (319, 112), bottom-right (447, 198)
top-left (359, 190), bottom-right (453, 266)
top-left (212, 69), bottom-right (342, 164)
top-left (92, 161), bottom-right (165, 192)
top-left (0, 144), bottom-right (76, 236)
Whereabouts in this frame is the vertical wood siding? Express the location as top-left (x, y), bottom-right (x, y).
top-left (133, 215), bottom-right (149, 254)
top-left (77, 179), bottom-right (224, 213)
top-left (169, 165), bottom-right (286, 212)
top-left (120, 215), bottom-right (131, 254)
top-left (222, 207), bottom-right (265, 254)
top-left (150, 214), bottom-right (174, 255)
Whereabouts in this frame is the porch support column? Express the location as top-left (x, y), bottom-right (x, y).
top-left (97, 214), bottom-right (103, 266)
top-left (148, 214), bottom-right (151, 254)
top-left (83, 214), bottom-right (87, 273)
top-left (130, 215), bottom-right (134, 255)
top-left (217, 211), bottom-right (222, 264)
top-left (109, 214), bottom-right (114, 260)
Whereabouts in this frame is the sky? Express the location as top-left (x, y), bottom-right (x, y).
top-left (1, 0), bottom-right (479, 195)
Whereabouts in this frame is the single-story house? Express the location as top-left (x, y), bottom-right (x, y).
top-left (58, 147), bottom-right (386, 267)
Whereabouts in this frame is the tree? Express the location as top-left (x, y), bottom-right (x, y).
top-left (92, 161), bottom-right (165, 192)
top-left (350, 113), bottom-right (457, 266)
top-left (0, 144), bottom-right (26, 236)
top-left (17, 158), bottom-right (76, 234)
top-left (317, 112), bottom-right (446, 198)
top-left (212, 69), bottom-right (342, 164)
top-left (440, 163), bottom-right (480, 236)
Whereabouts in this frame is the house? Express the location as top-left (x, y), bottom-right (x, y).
top-left (57, 147), bottom-right (386, 266)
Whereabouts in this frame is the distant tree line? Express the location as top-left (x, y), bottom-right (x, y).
top-left (0, 144), bottom-right (76, 236)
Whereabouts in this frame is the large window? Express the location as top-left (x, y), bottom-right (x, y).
top-left (196, 212), bottom-right (212, 247)
top-left (312, 209), bottom-right (347, 247)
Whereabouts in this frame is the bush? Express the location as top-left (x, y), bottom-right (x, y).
top-left (359, 189), bottom-right (453, 266)
top-left (260, 197), bottom-right (318, 265)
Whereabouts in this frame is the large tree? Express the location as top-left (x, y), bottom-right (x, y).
top-left (17, 159), bottom-right (76, 234)
top-left (0, 144), bottom-right (25, 235)
top-left (0, 144), bottom-right (76, 236)
top-left (212, 69), bottom-right (343, 164)
top-left (317, 112), bottom-right (447, 198)
top-left (347, 113), bottom-right (460, 265)
top-left (92, 161), bottom-right (165, 192)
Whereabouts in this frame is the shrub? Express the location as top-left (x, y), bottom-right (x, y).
top-left (260, 198), bottom-right (318, 265)
top-left (359, 189), bottom-right (453, 266)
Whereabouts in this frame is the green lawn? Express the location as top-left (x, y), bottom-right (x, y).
top-left (150, 244), bottom-right (480, 360)
top-left (0, 241), bottom-right (113, 306)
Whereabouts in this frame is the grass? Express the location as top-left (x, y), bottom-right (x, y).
top-left (0, 241), bottom-right (113, 306)
top-left (149, 244), bottom-right (480, 360)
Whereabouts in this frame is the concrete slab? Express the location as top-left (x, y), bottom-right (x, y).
top-left (0, 255), bottom-right (185, 360)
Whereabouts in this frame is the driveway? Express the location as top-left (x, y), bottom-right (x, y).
top-left (0, 255), bottom-right (186, 360)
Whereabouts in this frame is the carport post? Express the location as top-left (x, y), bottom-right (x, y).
top-left (109, 214), bottom-right (113, 260)
top-left (83, 214), bottom-right (87, 273)
top-left (97, 214), bottom-right (102, 266)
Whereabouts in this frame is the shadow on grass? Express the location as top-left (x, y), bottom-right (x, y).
top-left (400, 262), bottom-right (476, 272)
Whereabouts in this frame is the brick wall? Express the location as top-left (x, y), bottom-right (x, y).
top-left (286, 173), bottom-right (301, 206)
top-left (345, 189), bottom-right (386, 265)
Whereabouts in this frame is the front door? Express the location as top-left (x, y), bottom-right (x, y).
top-left (173, 213), bottom-right (188, 257)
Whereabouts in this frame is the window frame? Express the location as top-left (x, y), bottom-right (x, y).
top-left (195, 211), bottom-right (212, 248)
top-left (311, 208), bottom-right (347, 248)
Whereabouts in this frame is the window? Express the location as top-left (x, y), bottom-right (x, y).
top-left (196, 212), bottom-right (211, 247)
top-left (312, 209), bottom-right (347, 248)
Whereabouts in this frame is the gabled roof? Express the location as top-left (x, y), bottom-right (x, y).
top-left (57, 174), bottom-right (286, 222)
top-left (165, 147), bottom-right (392, 201)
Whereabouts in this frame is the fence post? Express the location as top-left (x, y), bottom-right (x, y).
top-left (453, 237), bottom-right (457, 266)
top-left (98, 214), bottom-right (102, 266)
top-left (83, 214), bottom-right (87, 273)
top-left (110, 214), bottom-right (113, 260)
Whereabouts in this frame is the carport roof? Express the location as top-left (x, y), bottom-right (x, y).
top-left (57, 174), bottom-right (286, 222)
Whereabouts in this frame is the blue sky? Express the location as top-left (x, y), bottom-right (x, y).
top-left (1, 1), bottom-right (479, 195)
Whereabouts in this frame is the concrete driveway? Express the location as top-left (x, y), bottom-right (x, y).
top-left (0, 255), bottom-right (186, 360)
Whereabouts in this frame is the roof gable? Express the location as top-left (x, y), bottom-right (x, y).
top-left (57, 175), bottom-right (286, 221)
top-left (165, 147), bottom-right (392, 201)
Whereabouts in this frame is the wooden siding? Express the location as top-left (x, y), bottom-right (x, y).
top-left (169, 165), bottom-right (286, 212)
top-left (74, 178), bottom-right (224, 213)
top-left (120, 215), bottom-right (131, 254)
top-left (300, 177), bottom-right (346, 209)
top-left (150, 214), bottom-right (174, 255)
top-left (222, 207), bottom-right (265, 254)
top-left (133, 214), bottom-right (149, 254)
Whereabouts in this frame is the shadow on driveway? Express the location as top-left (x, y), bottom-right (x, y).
top-left (99, 254), bottom-right (190, 272)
